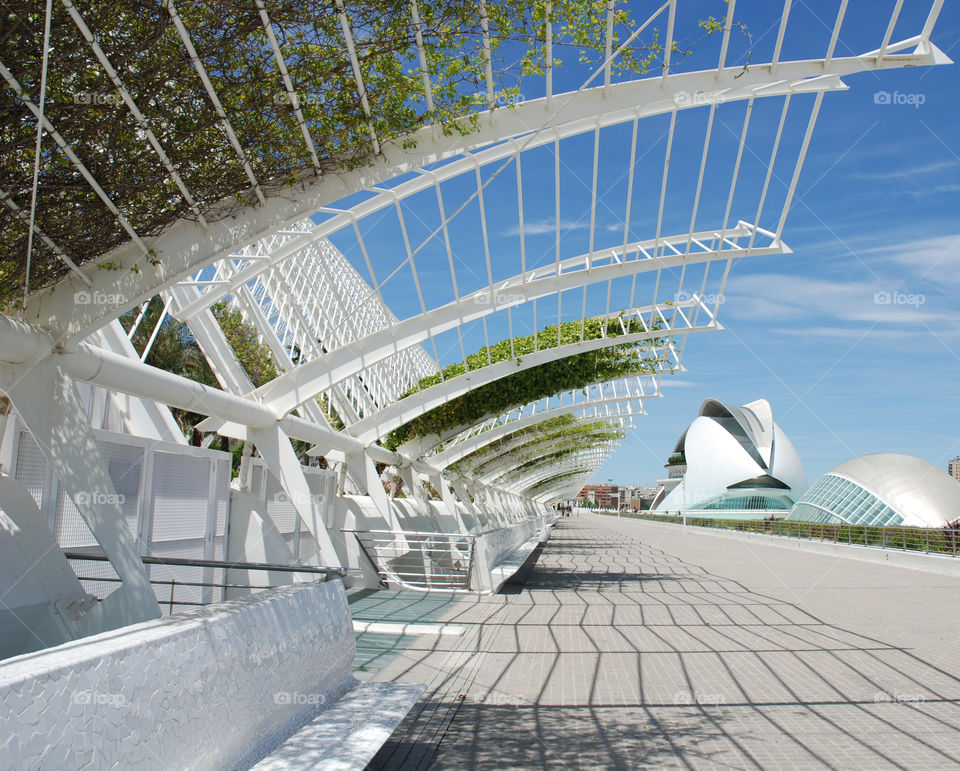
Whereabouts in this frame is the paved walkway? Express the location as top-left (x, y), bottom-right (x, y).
top-left (367, 513), bottom-right (960, 770)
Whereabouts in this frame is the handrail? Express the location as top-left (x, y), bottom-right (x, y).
top-left (62, 550), bottom-right (348, 577)
top-left (342, 528), bottom-right (476, 539)
top-left (607, 513), bottom-right (960, 557)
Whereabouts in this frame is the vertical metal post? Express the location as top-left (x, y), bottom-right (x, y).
top-left (169, 578), bottom-right (176, 615)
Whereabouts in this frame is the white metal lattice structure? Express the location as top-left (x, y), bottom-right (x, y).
top-left (0, 1), bottom-right (949, 625)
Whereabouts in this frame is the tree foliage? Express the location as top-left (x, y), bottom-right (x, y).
top-left (384, 315), bottom-right (668, 449)
top-left (119, 297), bottom-right (278, 438)
top-left (451, 418), bottom-right (623, 476)
top-left (0, 0), bottom-right (714, 309)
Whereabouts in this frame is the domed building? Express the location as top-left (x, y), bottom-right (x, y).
top-left (653, 398), bottom-right (808, 514)
top-left (788, 453), bottom-right (960, 528)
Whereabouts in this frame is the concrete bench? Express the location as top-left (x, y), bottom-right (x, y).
top-left (0, 581), bottom-right (422, 770)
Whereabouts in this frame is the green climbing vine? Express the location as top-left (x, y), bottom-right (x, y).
top-left (384, 315), bottom-right (668, 449)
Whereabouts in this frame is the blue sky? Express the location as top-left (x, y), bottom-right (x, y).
top-left (324, 1), bottom-right (960, 488)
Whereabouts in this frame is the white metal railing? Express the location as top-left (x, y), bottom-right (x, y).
top-left (344, 529), bottom-right (476, 591)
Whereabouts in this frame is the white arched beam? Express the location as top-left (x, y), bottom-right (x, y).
top-left (518, 453), bottom-right (612, 493)
top-left (481, 436), bottom-right (622, 487)
top-left (454, 417), bottom-right (625, 479)
top-left (428, 382), bottom-right (655, 469)
top-left (218, 225), bottom-right (759, 424)
top-left (343, 298), bottom-right (710, 445)
top-left (531, 471), bottom-right (596, 504)
top-left (404, 361), bottom-right (674, 459)
top-left (509, 447), bottom-right (615, 493)
top-left (22, 35), bottom-right (942, 343)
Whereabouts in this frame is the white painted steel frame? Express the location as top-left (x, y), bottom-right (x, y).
top-left (0, 3), bottom-right (949, 624)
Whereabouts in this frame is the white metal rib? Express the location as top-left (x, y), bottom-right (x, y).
top-left (255, 0), bottom-right (322, 170)
top-left (772, 0), bottom-right (792, 72)
top-left (410, 0), bottom-right (435, 113)
top-left (62, 0), bottom-right (208, 227)
top-left (164, 0), bottom-right (266, 205)
top-left (335, 0), bottom-right (380, 155)
top-left (0, 62), bottom-right (149, 254)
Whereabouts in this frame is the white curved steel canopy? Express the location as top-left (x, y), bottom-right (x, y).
top-left (0, 1), bottom-right (949, 617)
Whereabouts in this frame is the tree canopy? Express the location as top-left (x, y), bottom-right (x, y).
top-left (1, 0), bottom-right (716, 309)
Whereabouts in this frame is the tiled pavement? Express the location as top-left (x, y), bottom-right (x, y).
top-left (367, 513), bottom-right (960, 770)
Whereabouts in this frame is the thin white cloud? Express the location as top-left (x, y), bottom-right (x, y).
top-left (772, 326), bottom-right (917, 340)
top-left (850, 159), bottom-right (960, 180)
top-left (657, 379), bottom-right (698, 388)
top-left (862, 232), bottom-right (960, 284)
top-left (502, 219), bottom-right (588, 237)
top-left (724, 273), bottom-right (960, 326)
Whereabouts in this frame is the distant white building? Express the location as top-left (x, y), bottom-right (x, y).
top-left (653, 398), bottom-right (807, 513)
top-left (789, 453), bottom-right (960, 528)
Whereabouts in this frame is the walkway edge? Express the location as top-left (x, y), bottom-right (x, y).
top-left (616, 516), bottom-right (960, 579)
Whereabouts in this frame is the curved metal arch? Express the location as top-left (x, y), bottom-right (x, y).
top-left (514, 448), bottom-right (615, 494)
top-left (428, 379), bottom-right (654, 469)
top-left (211, 224), bottom-right (768, 426)
top-left (411, 372), bottom-right (661, 458)
top-left (24, 32), bottom-right (921, 342)
top-left (486, 438), bottom-right (622, 489)
top-left (343, 298), bottom-right (708, 445)
top-left (530, 471), bottom-right (597, 504)
top-left (470, 422), bottom-right (626, 482)
top-left (457, 418), bottom-right (625, 480)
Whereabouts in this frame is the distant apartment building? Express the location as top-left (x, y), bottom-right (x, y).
top-left (950, 457), bottom-right (960, 483)
top-left (577, 484), bottom-right (661, 510)
top-left (577, 484), bottom-right (624, 509)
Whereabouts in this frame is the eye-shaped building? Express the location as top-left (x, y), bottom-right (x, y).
top-left (653, 398), bottom-right (808, 513)
top-left (788, 454), bottom-right (960, 528)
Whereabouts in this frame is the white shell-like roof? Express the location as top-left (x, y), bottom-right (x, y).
top-left (828, 453), bottom-right (960, 528)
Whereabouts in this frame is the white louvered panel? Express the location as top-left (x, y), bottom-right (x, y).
top-left (99, 440), bottom-right (143, 537)
top-left (14, 429), bottom-right (47, 509)
top-left (306, 469), bottom-right (336, 529)
top-left (54, 487), bottom-right (97, 549)
top-left (214, 460), bottom-right (230, 538)
top-left (149, 452), bottom-right (211, 542)
top-left (297, 532), bottom-right (320, 565)
top-left (264, 473), bottom-right (298, 534)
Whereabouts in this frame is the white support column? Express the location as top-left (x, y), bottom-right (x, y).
top-left (432, 471), bottom-right (468, 534)
top-left (0, 359), bottom-right (161, 630)
top-left (246, 424), bottom-right (341, 567)
top-left (344, 449), bottom-right (405, 535)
